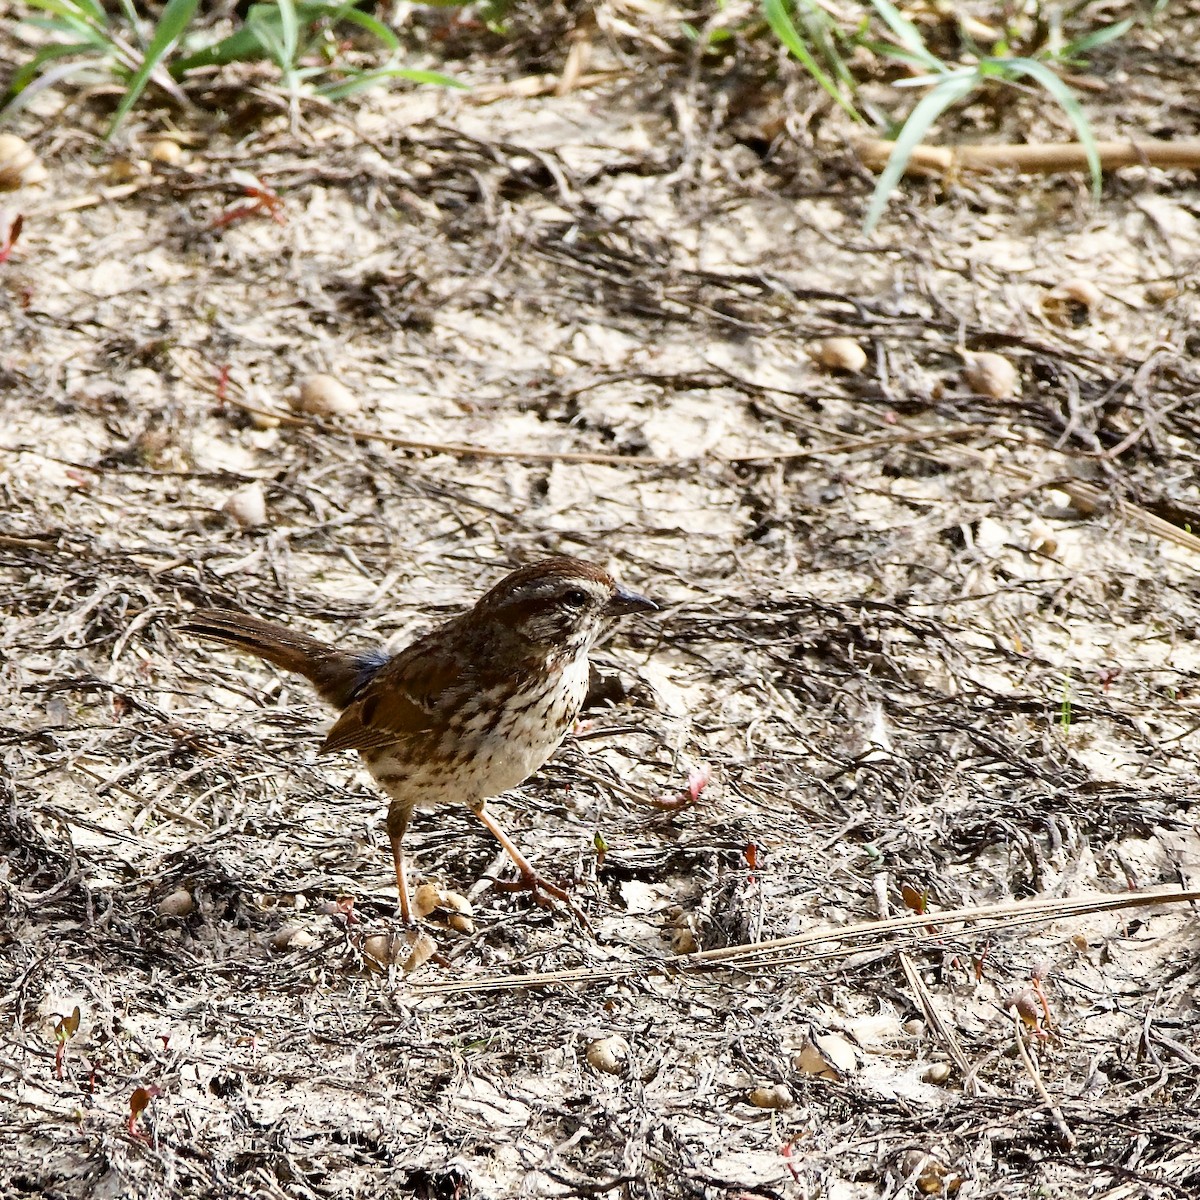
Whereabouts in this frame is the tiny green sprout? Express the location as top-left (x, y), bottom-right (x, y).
top-left (1059, 676), bottom-right (1072, 733)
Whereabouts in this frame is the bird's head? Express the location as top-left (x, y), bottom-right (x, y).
top-left (473, 556), bottom-right (656, 657)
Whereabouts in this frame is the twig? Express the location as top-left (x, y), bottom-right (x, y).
top-left (857, 138), bottom-right (1200, 178)
top-left (212, 387), bottom-right (991, 470)
top-left (898, 951), bottom-right (978, 1096)
top-left (1012, 1010), bottom-right (1076, 1150)
top-left (409, 886), bottom-right (1200, 995)
top-left (927, 441), bottom-right (1200, 557)
top-left (470, 70), bottom-right (625, 105)
top-left (70, 762), bottom-right (209, 832)
top-left (26, 180), bottom-right (152, 216)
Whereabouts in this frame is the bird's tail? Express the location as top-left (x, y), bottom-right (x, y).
top-left (181, 609), bottom-right (379, 709)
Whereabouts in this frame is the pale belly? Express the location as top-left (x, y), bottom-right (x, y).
top-left (362, 653), bottom-right (591, 811)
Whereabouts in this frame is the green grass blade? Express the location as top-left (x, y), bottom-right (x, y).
top-left (116, 0), bottom-right (142, 44)
top-left (173, 22), bottom-right (267, 73)
top-left (1060, 17), bottom-right (1134, 57)
top-left (1, 58), bottom-right (95, 119)
top-left (338, 7), bottom-right (400, 52)
top-left (858, 40), bottom-right (951, 74)
top-left (6, 40), bottom-right (98, 96)
top-left (105, 0), bottom-right (199, 135)
top-left (795, 0), bottom-right (856, 90)
top-left (23, 0), bottom-right (107, 22)
top-left (23, 15), bottom-right (109, 45)
top-left (173, 0), bottom-right (385, 73)
top-left (277, 0), bottom-right (300, 65)
top-left (249, 15), bottom-right (289, 69)
top-left (998, 56), bottom-right (1101, 200)
top-left (762, 0), bottom-right (859, 121)
top-left (21, 0), bottom-right (110, 43)
top-left (863, 70), bottom-right (978, 232)
top-left (865, 0), bottom-right (940, 70)
top-left (21, 0), bottom-right (91, 19)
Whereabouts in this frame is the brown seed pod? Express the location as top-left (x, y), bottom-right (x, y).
top-left (747, 1083), bottom-right (794, 1110)
top-left (1041, 279), bottom-right (1104, 326)
top-left (105, 157), bottom-right (146, 185)
top-left (412, 883), bottom-right (475, 934)
top-left (585, 1035), bottom-right (630, 1075)
top-left (0, 135), bottom-right (47, 191)
top-left (292, 373), bottom-right (360, 418)
top-left (222, 482), bottom-right (267, 528)
top-left (149, 139), bottom-right (185, 167)
top-left (962, 352), bottom-right (1018, 399)
top-left (811, 337), bottom-right (868, 374)
top-left (442, 891), bottom-right (475, 935)
top-left (361, 928), bottom-right (437, 973)
top-left (413, 883), bottom-right (444, 920)
top-left (923, 1061), bottom-right (953, 1085)
top-left (1007, 987), bottom-right (1043, 1027)
top-left (793, 1039), bottom-right (839, 1079)
top-left (156, 887), bottom-right (194, 918)
top-left (669, 925), bottom-right (699, 955)
top-left (1144, 280), bottom-right (1179, 305)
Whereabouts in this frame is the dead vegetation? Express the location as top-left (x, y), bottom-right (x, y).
top-left (3, 2), bottom-right (1200, 1197)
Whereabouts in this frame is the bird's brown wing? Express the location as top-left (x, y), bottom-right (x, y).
top-left (318, 629), bottom-right (467, 755)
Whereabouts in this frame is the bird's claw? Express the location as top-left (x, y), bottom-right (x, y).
top-left (493, 870), bottom-right (594, 934)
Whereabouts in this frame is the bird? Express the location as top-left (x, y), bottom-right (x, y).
top-left (180, 556), bottom-right (656, 928)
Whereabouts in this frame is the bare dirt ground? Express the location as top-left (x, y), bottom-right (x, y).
top-left (4, 3), bottom-right (1200, 1197)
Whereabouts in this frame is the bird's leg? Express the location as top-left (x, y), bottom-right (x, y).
top-left (386, 800), bottom-right (414, 925)
top-left (471, 800), bottom-right (594, 934)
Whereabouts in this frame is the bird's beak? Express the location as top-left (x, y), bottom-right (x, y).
top-left (606, 582), bottom-right (657, 616)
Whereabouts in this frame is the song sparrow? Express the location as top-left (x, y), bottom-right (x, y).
top-left (181, 556), bottom-right (656, 927)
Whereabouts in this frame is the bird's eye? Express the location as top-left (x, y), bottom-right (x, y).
top-left (561, 588), bottom-right (588, 609)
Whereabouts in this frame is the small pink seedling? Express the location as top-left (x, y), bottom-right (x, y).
top-left (53, 1006), bottom-right (81, 1080)
top-left (0, 214), bottom-right (22, 264)
top-left (128, 1085), bottom-right (162, 1142)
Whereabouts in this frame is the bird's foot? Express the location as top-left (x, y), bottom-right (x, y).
top-left (493, 870), bottom-right (595, 934)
